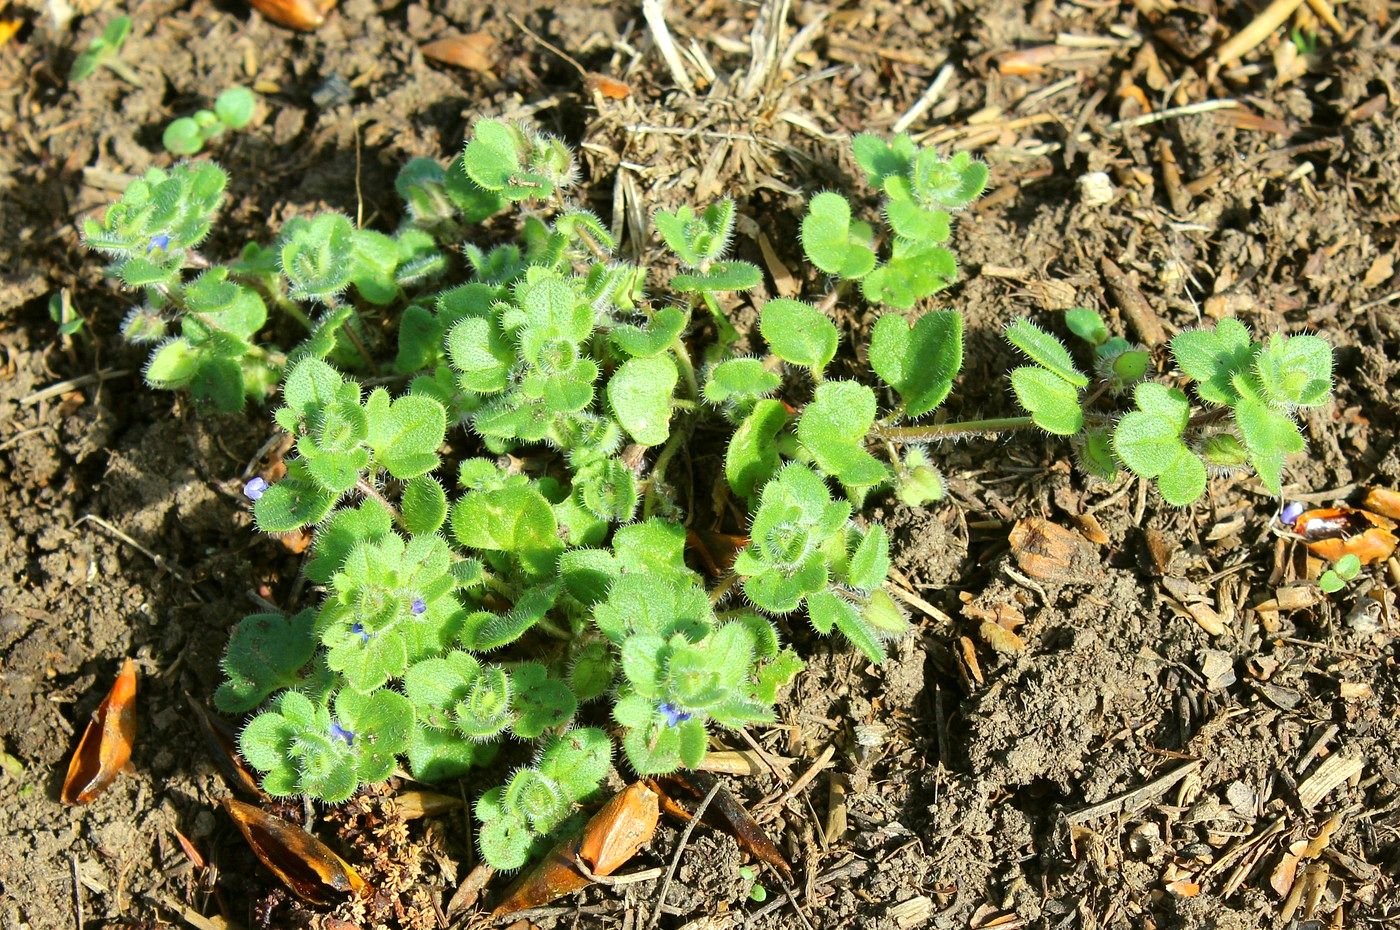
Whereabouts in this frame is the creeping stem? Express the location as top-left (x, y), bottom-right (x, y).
top-left (642, 337), bottom-right (701, 519)
top-left (871, 416), bottom-right (1038, 442)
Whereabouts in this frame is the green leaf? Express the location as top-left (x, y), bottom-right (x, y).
top-left (703, 358), bottom-right (781, 408)
top-left (1170, 318), bottom-right (1253, 406)
top-left (850, 132), bottom-right (915, 187)
top-left (654, 200), bottom-right (736, 267)
top-left (144, 338), bottom-right (200, 388)
top-left (607, 356), bottom-right (678, 446)
top-left (401, 476), bottom-right (448, 535)
top-left (462, 119), bottom-right (550, 199)
top-left (610, 306), bottom-right (688, 359)
top-left (1005, 318), bottom-right (1088, 387)
top-left (800, 192), bottom-right (876, 278)
top-left (162, 118), bottom-right (204, 156)
top-left (910, 149), bottom-right (988, 211)
top-left (672, 260), bottom-right (762, 293)
top-left (253, 462), bottom-right (337, 532)
top-left (858, 245), bottom-right (957, 309)
top-left (1253, 334), bottom-right (1333, 408)
top-left (846, 525), bottom-right (889, 592)
top-left (725, 399), bottom-right (788, 500)
top-left (366, 389), bottom-right (446, 479)
top-left (883, 175), bottom-right (952, 242)
top-left (277, 357), bottom-right (345, 432)
top-left (214, 86), bottom-right (257, 129)
top-left (1009, 367), bottom-right (1083, 435)
top-left (1112, 382), bottom-right (1207, 505)
top-left (759, 298), bottom-right (838, 372)
top-left (868, 310), bottom-right (962, 417)
top-left (798, 381), bottom-right (889, 492)
top-left (451, 481), bottom-right (563, 576)
top-left (280, 214), bottom-right (355, 302)
top-left (1234, 391), bottom-right (1304, 495)
top-left (214, 610), bottom-right (317, 713)
top-left (1064, 307), bottom-right (1108, 346)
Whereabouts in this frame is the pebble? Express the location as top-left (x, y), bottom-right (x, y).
top-left (1199, 649), bottom-right (1236, 691)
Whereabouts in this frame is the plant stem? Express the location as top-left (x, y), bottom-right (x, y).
top-left (356, 478), bottom-right (404, 528)
top-left (699, 291), bottom-right (742, 349)
top-left (643, 339), bottom-right (702, 519)
top-left (872, 416), bottom-right (1037, 442)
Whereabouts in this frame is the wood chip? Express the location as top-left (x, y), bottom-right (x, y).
top-left (1101, 257), bottom-right (1167, 347)
top-left (1296, 754), bottom-right (1363, 809)
top-left (1008, 518), bottom-right (1096, 583)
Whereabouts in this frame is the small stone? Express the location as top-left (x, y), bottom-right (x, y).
top-left (1199, 650), bottom-right (1236, 691)
top-left (1078, 171), bottom-right (1115, 207)
top-left (192, 810), bottom-right (217, 839)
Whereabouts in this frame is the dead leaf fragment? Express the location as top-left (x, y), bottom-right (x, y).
top-left (1293, 507), bottom-right (1398, 564)
top-left (1008, 518), bottom-right (1094, 582)
top-left (422, 33), bottom-right (496, 72)
top-left (652, 770), bottom-right (792, 880)
top-left (1362, 486), bottom-right (1400, 520)
top-left (493, 781), bottom-right (659, 916)
top-left (187, 694), bottom-right (266, 799)
top-left (222, 798), bottom-right (367, 904)
top-left (395, 790), bottom-right (463, 820)
top-left (62, 657), bottom-right (137, 804)
top-left (248, 0), bottom-right (336, 31)
top-left (585, 72), bottom-right (631, 99)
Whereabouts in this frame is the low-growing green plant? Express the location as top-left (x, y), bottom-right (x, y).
top-left (162, 87), bottom-right (258, 156)
top-left (70, 15), bottom-right (137, 84)
top-left (83, 121), bottom-right (1336, 873)
top-left (1318, 553), bottom-right (1361, 594)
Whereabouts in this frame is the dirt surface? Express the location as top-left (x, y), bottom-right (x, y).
top-left (3, 0), bottom-right (1400, 928)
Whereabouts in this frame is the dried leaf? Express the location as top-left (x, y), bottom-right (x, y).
top-left (62, 657), bottom-right (137, 804)
top-left (186, 694), bottom-right (266, 799)
top-left (686, 527), bottom-right (748, 578)
top-left (977, 620), bottom-right (1027, 655)
top-left (1362, 486), bottom-right (1400, 520)
top-left (172, 827), bottom-right (207, 870)
top-left (247, 0), bottom-right (336, 31)
top-left (1165, 877), bottom-right (1201, 897)
top-left (395, 790), bottom-right (463, 820)
top-left (586, 72), bottom-right (632, 99)
top-left (1008, 518), bottom-right (1095, 582)
top-left (1297, 755), bottom-right (1363, 810)
top-left (493, 781), bottom-right (659, 916)
top-left (1293, 507), bottom-right (1398, 565)
top-left (222, 797), bottom-right (367, 904)
top-left (422, 33), bottom-right (496, 72)
top-left (652, 770), bottom-right (792, 880)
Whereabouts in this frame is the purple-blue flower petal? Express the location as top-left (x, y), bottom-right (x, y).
top-left (329, 720), bottom-right (355, 745)
top-left (411, 597), bottom-right (427, 616)
top-left (1281, 501), bottom-right (1305, 526)
top-left (243, 476), bottom-right (269, 501)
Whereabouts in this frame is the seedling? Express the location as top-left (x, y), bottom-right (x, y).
top-left (1318, 553), bottom-right (1361, 594)
top-left (69, 16), bottom-right (138, 84)
top-left (163, 87), bottom-right (258, 156)
top-left (738, 865), bottom-right (767, 903)
top-left (82, 123), bottom-right (1337, 877)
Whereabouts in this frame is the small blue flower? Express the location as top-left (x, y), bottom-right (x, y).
top-left (351, 622), bottom-right (370, 644)
top-left (411, 597), bottom-right (427, 616)
top-left (243, 476), bottom-right (268, 501)
top-left (659, 702), bottom-right (692, 727)
top-left (329, 720), bottom-right (355, 745)
top-left (146, 233), bottom-right (171, 254)
top-left (1281, 501), bottom-right (1305, 526)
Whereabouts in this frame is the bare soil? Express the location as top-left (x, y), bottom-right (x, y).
top-left (2, 0), bottom-right (1399, 928)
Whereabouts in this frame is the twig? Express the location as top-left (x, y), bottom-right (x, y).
top-left (1065, 760), bottom-right (1200, 824)
top-left (1101, 256), bottom-right (1167, 347)
top-left (1214, 0), bottom-right (1307, 63)
top-left (1304, 0), bottom-right (1343, 34)
top-left (891, 63), bottom-right (953, 134)
top-left (20, 368), bottom-right (130, 407)
top-left (572, 855), bottom-right (664, 886)
top-left (507, 12), bottom-right (591, 79)
top-left (74, 514), bottom-right (205, 601)
top-left (70, 855), bottom-right (83, 930)
top-left (763, 744), bottom-right (834, 812)
top-left (647, 780), bottom-right (720, 928)
top-left (641, 0), bottom-right (695, 95)
top-left (1104, 99), bottom-right (1239, 132)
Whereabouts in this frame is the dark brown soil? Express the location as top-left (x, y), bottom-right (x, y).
top-left (3, 0), bottom-right (1399, 928)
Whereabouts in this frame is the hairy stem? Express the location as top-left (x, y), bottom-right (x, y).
top-left (872, 416), bottom-right (1037, 442)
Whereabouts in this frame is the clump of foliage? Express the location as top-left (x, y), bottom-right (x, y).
top-left (997, 309), bottom-right (1333, 505)
top-left (163, 87), bottom-right (258, 156)
top-left (84, 121), bottom-right (1335, 872)
top-left (69, 15), bottom-right (137, 84)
